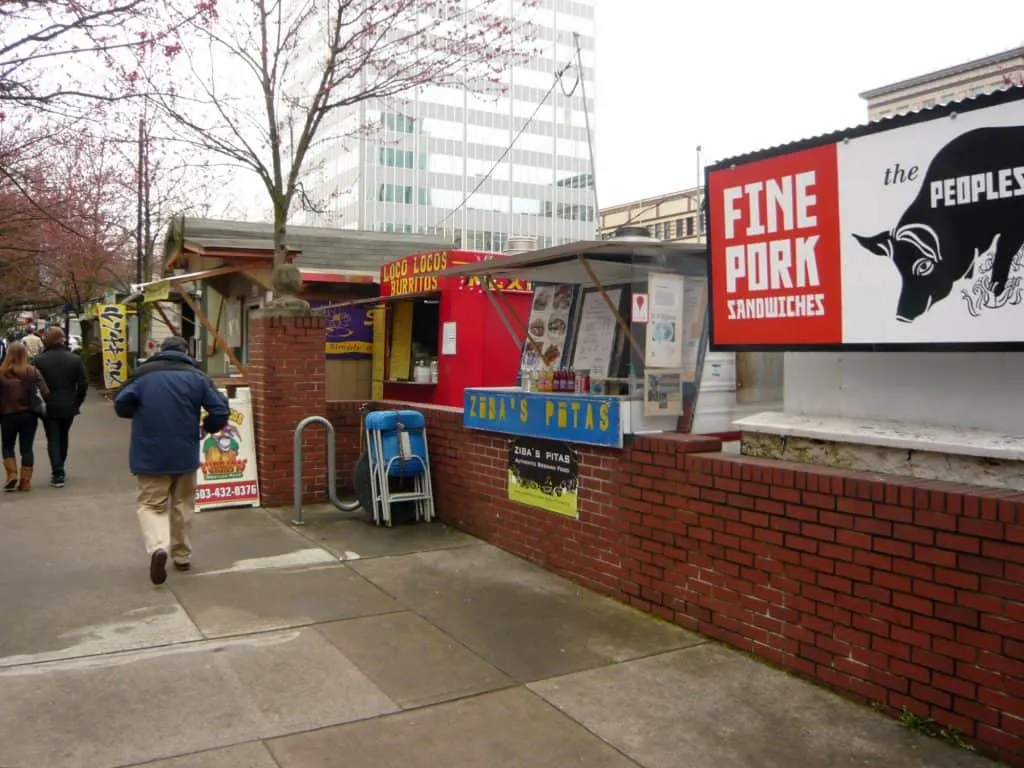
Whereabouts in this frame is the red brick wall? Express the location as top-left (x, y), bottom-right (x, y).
top-left (249, 314), bottom-right (326, 506)
top-left (326, 400), bottom-right (364, 494)
top-left (327, 399), bottom-right (1023, 764)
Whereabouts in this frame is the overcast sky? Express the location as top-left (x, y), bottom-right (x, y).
top-left (593, 0), bottom-right (1024, 207)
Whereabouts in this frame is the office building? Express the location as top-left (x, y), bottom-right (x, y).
top-left (599, 186), bottom-right (705, 244)
top-left (860, 45), bottom-right (1024, 121)
top-left (299, 0), bottom-right (597, 252)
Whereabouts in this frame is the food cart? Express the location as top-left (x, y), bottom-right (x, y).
top-left (339, 249), bottom-right (534, 407)
top-left (435, 234), bottom-right (711, 448)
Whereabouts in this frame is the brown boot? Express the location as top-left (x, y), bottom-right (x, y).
top-left (17, 466), bottom-right (32, 492)
top-left (3, 459), bottom-right (17, 492)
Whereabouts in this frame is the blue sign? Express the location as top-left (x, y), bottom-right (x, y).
top-left (463, 389), bottom-right (622, 448)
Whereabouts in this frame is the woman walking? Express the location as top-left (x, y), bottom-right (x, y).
top-left (1, 342), bottom-right (50, 491)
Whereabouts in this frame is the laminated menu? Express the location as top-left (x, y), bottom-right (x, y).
top-left (521, 285), bottom-right (574, 371)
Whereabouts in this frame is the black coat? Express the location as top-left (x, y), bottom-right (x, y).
top-left (34, 346), bottom-right (87, 419)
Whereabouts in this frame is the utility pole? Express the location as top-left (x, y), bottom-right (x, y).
top-left (135, 117), bottom-right (144, 360)
top-left (573, 32), bottom-right (598, 236)
top-left (695, 145), bottom-right (704, 244)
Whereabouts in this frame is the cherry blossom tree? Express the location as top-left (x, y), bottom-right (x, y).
top-left (0, 119), bottom-right (221, 318)
top-left (0, 0), bottom-right (216, 108)
top-left (138, 0), bottom-right (539, 305)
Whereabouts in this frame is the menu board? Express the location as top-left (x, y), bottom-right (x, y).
top-left (521, 284), bottom-right (575, 371)
top-left (571, 288), bottom-right (622, 377)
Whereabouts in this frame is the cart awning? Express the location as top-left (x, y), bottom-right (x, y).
top-left (299, 268), bottom-right (378, 284)
top-left (433, 240), bottom-right (705, 285)
top-left (311, 291), bottom-right (439, 312)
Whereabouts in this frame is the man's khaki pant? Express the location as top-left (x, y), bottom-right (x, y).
top-left (136, 473), bottom-right (196, 565)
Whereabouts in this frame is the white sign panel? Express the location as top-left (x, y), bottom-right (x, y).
top-left (196, 386), bottom-right (260, 510)
top-left (572, 288), bottom-right (621, 377)
top-left (631, 293), bottom-right (650, 323)
top-left (708, 90), bottom-right (1024, 349)
top-left (645, 274), bottom-right (684, 367)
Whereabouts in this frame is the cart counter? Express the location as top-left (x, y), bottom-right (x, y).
top-left (463, 387), bottom-right (680, 448)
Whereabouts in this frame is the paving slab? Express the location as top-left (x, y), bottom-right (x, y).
top-left (0, 596), bottom-right (201, 668)
top-left (172, 563), bottom-right (399, 637)
top-left (181, 506), bottom-right (337, 574)
top-left (271, 505), bottom-right (482, 560)
top-left (351, 545), bottom-right (703, 682)
top-left (125, 741), bottom-right (279, 768)
top-left (0, 628), bottom-right (398, 768)
top-left (529, 643), bottom-right (993, 768)
top-left (266, 687), bottom-right (639, 768)
top-left (316, 611), bottom-right (513, 708)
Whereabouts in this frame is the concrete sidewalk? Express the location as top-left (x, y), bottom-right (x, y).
top-left (0, 398), bottom-right (1000, 768)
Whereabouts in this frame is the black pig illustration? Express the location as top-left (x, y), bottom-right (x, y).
top-left (853, 126), bottom-right (1024, 322)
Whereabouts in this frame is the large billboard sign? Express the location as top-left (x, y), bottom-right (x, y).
top-left (707, 88), bottom-right (1024, 350)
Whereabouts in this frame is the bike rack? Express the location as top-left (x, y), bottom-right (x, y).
top-left (292, 415), bottom-right (362, 526)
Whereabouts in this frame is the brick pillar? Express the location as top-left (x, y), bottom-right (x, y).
top-left (249, 311), bottom-right (326, 507)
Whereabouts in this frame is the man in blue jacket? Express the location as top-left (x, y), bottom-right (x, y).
top-left (114, 337), bottom-right (230, 585)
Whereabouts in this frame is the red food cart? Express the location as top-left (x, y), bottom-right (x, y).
top-left (366, 249), bottom-right (533, 407)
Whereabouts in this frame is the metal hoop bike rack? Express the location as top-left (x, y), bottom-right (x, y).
top-left (291, 405), bottom-right (368, 525)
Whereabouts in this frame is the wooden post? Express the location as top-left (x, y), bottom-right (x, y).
top-left (484, 276), bottom-right (543, 357)
top-left (179, 290), bottom-right (249, 379)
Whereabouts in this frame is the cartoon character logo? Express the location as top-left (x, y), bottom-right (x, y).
top-left (201, 423), bottom-right (247, 479)
top-left (325, 308), bottom-right (354, 339)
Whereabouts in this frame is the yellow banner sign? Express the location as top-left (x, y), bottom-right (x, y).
top-left (98, 304), bottom-right (129, 389)
top-left (143, 280), bottom-right (170, 303)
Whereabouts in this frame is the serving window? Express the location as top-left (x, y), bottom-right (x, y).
top-left (385, 295), bottom-right (440, 384)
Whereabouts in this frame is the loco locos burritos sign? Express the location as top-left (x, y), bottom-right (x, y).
top-left (706, 87), bottom-right (1024, 350)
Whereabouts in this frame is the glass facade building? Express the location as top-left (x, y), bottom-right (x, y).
top-left (299, 0), bottom-right (597, 251)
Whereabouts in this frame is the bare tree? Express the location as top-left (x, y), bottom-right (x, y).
top-left (139, 0), bottom-right (538, 306)
top-left (0, 0), bottom-right (214, 108)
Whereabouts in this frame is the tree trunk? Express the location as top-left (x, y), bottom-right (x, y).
top-left (266, 202), bottom-right (308, 314)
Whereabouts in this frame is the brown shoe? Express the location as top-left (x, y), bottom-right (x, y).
top-left (173, 561), bottom-right (191, 572)
top-left (3, 458), bottom-right (17, 492)
top-left (17, 466), bottom-right (32, 492)
top-left (150, 549), bottom-right (168, 585)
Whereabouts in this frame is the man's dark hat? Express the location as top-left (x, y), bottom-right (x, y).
top-left (160, 336), bottom-right (189, 353)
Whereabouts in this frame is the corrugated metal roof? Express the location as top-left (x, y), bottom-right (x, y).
top-left (710, 85), bottom-right (1024, 171)
top-left (174, 218), bottom-right (453, 273)
top-left (859, 46), bottom-right (1024, 100)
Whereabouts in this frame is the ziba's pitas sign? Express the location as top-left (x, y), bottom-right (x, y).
top-left (707, 89), bottom-right (1024, 349)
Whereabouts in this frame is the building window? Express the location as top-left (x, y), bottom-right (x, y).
top-left (381, 112), bottom-right (416, 133)
top-left (676, 218), bottom-right (684, 238)
top-left (377, 147), bottom-right (415, 168)
top-left (374, 184), bottom-right (414, 203)
top-left (686, 217), bottom-right (694, 237)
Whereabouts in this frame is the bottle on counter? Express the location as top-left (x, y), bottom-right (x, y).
top-left (575, 369), bottom-right (589, 394)
top-left (520, 367), bottom-right (532, 392)
top-left (566, 368), bottom-right (576, 393)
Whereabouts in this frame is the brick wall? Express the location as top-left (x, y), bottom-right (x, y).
top-left (328, 399), bottom-right (1023, 764)
top-left (326, 400), bottom-right (364, 494)
top-left (248, 314), bottom-right (326, 507)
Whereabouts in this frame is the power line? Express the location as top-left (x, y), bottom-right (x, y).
top-left (435, 60), bottom-right (576, 231)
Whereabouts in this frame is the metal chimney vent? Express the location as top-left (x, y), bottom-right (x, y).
top-left (610, 225), bottom-right (659, 242)
top-left (504, 235), bottom-right (538, 255)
